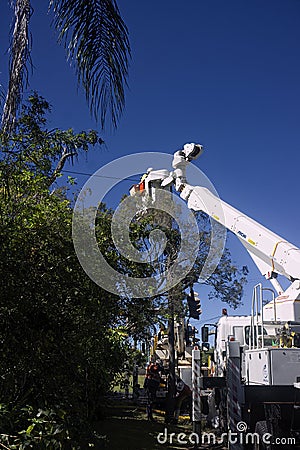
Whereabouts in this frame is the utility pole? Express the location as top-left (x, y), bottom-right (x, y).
top-left (192, 346), bottom-right (202, 447)
top-left (132, 339), bottom-right (139, 401)
top-left (165, 287), bottom-right (176, 423)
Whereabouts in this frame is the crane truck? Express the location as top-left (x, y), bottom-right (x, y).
top-left (131, 143), bottom-right (300, 449)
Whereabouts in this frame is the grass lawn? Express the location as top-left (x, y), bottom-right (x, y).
top-left (94, 402), bottom-right (195, 450)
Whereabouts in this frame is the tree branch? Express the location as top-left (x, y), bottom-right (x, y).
top-left (47, 146), bottom-right (76, 187)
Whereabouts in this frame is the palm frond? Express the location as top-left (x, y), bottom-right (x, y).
top-left (1, 0), bottom-right (32, 134)
top-left (49, 0), bottom-right (131, 129)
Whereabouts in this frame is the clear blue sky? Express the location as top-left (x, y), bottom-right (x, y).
top-left (1, 0), bottom-right (300, 324)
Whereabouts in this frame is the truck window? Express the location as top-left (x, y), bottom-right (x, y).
top-left (245, 325), bottom-right (267, 345)
top-left (233, 326), bottom-right (244, 344)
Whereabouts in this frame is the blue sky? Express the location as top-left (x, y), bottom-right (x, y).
top-left (1, 0), bottom-right (300, 324)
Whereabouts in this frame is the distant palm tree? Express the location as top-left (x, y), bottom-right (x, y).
top-left (1, 0), bottom-right (130, 133)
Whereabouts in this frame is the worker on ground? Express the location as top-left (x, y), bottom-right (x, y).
top-left (144, 359), bottom-right (163, 421)
top-left (173, 377), bottom-right (192, 424)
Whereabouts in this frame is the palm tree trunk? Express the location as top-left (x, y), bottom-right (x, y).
top-left (1, 0), bottom-right (32, 134)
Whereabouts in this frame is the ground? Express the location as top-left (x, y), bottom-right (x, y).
top-left (95, 401), bottom-right (195, 449)
top-left (93, 399), bottom-right (228, 450)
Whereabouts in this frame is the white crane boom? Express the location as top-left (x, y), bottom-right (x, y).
top-left (142, 143), bottom-right (300, 321)
top-left (183, 184), bottom-right (300, 288)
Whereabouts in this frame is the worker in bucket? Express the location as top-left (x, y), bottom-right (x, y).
top-left (144, 359), bottom-right (163, 421)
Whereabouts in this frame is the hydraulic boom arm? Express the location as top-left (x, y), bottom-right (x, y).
top-left (170, 143), bottom-right (300, 295)
top-left (140, 143), bottom-right (300, 320)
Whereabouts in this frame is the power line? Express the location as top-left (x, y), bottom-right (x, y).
top-left (198, 315), bottom-right (220, 325)
top-left (63, 169), bottom-right (140, 183)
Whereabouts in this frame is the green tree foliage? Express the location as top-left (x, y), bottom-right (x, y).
top-left (1, 92), bottom-right (100, 186)
top-left (0, 94), bottom-right (136, 448)
top-left (184, 211), bottom-right (248, 309)
top-left (128, 207), bottom-right (247, 318)
top-left (94, 203), bottom-right (162, 341)
top-left (0, 94), bottom-right (247, 446)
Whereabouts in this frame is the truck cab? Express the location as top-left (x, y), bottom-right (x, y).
top-left (213, 314), bottom-right (279, 381)
top-left (214, 315), bottom-right (251, 378)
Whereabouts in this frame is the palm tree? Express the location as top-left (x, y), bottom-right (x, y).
top-left (1, 0), bottom-right (130, 133)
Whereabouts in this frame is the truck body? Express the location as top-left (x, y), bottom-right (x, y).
top-left (203, 306), bottom-right (300, 448)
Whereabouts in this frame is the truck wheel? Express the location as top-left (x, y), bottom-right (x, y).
top-left (254, 421), bottom-right (272, 450)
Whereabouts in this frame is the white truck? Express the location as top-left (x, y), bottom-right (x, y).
top-left (133, 143), bottom-right (300, 448)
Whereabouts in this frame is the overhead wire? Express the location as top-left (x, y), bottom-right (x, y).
top-left (63, 169), bottom-right (140, 183)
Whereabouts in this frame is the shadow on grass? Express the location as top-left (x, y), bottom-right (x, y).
top-left (94, 403), bottom-right (193, 450)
